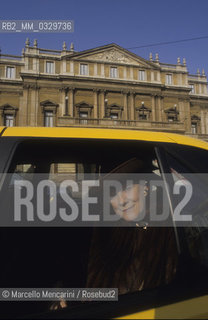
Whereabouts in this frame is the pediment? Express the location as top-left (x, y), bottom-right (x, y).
top-left (70, 44), bottom-right (159, 69)
top-left (191, 114), bottom-right (200, 121)
top-left (164, 107), bottom-right (179, 114)
top-left (40, 100), bottom-right (59, 107)
top-left (84, 49), bottom-right (140, 65)
top-left (107, 104), bottom-right (123, 110)
top-left (0, 104), bottom-right (18, 111)
top-left (136, 105), bottom-right (151, 112)
top-left (75, 101), bottom-right (93, 109)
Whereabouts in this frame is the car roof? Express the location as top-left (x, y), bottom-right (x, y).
top-left (1, 126), bottom-right (208, 151)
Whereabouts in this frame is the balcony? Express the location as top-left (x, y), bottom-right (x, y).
top-left (188, 74), bottom-right (207, 83)
top-left (58, 117), bottom-right (185, 133)
top-left (187, 133), bottom-right (208, 142)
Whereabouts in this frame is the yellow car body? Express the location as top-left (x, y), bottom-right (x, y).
top-left (0, 126), bottom-right (207, 319)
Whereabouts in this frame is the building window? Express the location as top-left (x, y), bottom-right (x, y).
top-left (190, 84), bottom-right (195, 93)
top-left (6, 66), bottom-right (15, 79)
top-left (139, 113), bottom-right (147, 120)
top-left (79, 111), bottom-right (88, 124)
top-left (166, 74), bottom-right (172, 85)
top-left (41, 100), bottom-right (59, 125)
top-left (191, 123), bottom-right (197, 134)
top-left (165, 106), bottom-right (179, 122)
top-left (110, 113), bottom-right (118, 120)
top-left (80, 64), bottom-right (88, 75)
top-left (136, 102), bottom-right (151, 121)
top-left (44, 111), bottom-right (54, 127)
top-left (167, 115), bottom-right (176, 122)
top-left (110, 67), bottom-right (118, 78)
top-left (110, 112), bottom-right (118, 125)
top-left (139, 70), bottom-right (145, 81)
top-left (191, 115), bottom-right (200, 133)
top-left (46, 61), bottom-right (54, 74)
top-left (4, 114), bottom-right (14, 126)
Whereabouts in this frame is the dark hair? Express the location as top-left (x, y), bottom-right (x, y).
top-left (86, 156), bottom-right (178, 294)
top-left (86, 227), bottom-right (178, 294)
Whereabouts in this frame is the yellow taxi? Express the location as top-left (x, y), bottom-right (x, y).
top-left (0, 126), bottom-right (207, 319)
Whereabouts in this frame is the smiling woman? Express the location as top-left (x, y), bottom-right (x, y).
top-left (86, 157), bottom-right (178, 295)
top-left (1, 128), bottom-right (208, 318)
top-left (110, 183), bottom-right (147, 222)
top-left (106, 158), bottom-right (149, 222)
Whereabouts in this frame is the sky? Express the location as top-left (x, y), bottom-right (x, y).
top-left (1, 0), bottom-right (208, 74)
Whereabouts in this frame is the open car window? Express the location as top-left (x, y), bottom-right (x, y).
top-left (1, 138), bottom-right (208, 319)
top-left (0, 137), bottom-right (182, 318)
top-left (163, 144), bottom-right (208, 270)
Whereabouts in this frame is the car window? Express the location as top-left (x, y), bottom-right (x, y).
top-left (164, 144), bottom-right (208, 173)
top-left (0, 138), bottom-right (189, 318)
top-left (164, 145), bottom-right (208, 270)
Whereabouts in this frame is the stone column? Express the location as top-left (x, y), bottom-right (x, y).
top-left (200, 110), bottom-right (205, 134)
top-left (205, 112), bottom-right (208, 135)
top-left (199, 84), bottom-right (202, 95)
top-left (62, 59), bottom-right (67, 73)
top-left (155, 96), bottom-right (158, 122)
top-left (94, 63), bottom-right (98, 77)
top-left (30, 86), bottom-right (37, 126)
top-left (123, 91), bottom-right (128, 120)
top-left (60, 88), bottom-right (66, 116)
top-left (24, 57), bottom-right (29, 71)
top-left (178, 100), bottom-right (184, 123)
top-left (157, 96), bottom-right (162, 122)
top-left (93, 89), bottom-right (99, 118)
top-left (204, 111), bottom-right (207, 134)
top-left (160, 97), bottom-right (164, 122)
top-left (30, 85), bottom-right (40, 126)
top-left (70, 61), bottom-right (74, 75)
top-left (101, 64), bottom-right (105, 77)
top-left (69, 88), bottom-right (75, 117)
top-left (151, 95), bottom-right (156, 121)
top-left (21, 85), bottom-right (30, 126)
top-left (35, 86), bottom-right (40, 126)
top-left (61, 87), bottom-right (69, 116)
top-left (123, 67), bottom-right (127, 80)
top-left (32, 58), bottom-right (36, 72)
top-left (130, 67), bottom-right (133, 80)
top-left (184, 100), bottom-right (191, 132)
top-left (129, 92), bottom-right (135, 120)
top-left (18, 93), bottom-right (23, 126)
top-left (177, 73), bottom-right (182, 86)
top-left (100, 90), bottom-right (105, 118)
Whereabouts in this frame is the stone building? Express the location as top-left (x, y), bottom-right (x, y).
top-left (0, 39), bottom-right (208, 140)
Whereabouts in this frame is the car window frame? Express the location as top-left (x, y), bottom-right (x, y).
top-left (0, 137), bottom-right (208, 318)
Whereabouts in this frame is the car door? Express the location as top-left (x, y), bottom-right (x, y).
top-left (0, 136), bottom-right (207, 319)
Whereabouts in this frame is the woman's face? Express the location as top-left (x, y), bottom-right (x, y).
top-left (110, 183), bottom-right (146, 221)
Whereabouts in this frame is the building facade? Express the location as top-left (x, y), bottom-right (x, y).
top-left (0, 39), bottom-right (208, 140)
